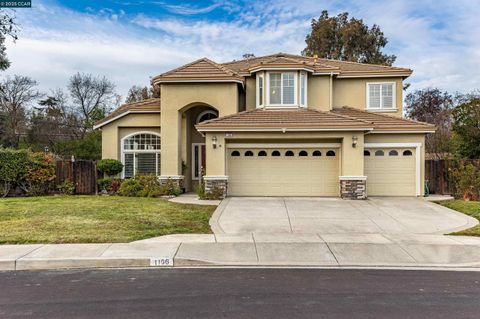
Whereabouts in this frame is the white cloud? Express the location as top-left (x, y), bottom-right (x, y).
top-left (3, 0), bottom-right (480, 101)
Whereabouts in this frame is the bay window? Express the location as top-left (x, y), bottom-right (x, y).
top-left (256, 71), bottom-right (308, 108)
top-left (367, 82), bottom-right (396, 110)
top-left (122, 132), bottom-right (161, 178)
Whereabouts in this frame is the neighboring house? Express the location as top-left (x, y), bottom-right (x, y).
top-left (94, 53), bottom-right (435, 199)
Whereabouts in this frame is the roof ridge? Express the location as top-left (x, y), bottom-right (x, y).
top-left (316, 57), bottom-right (411, 71)
top-left (203, 58), bottom-right (241, 77)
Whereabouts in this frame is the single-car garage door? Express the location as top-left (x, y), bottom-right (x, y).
top-left (227, 147), bottom-right (340, 196)
top-left (364, 148), bottom-right (416, 196)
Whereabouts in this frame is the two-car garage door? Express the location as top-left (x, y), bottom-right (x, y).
top-left (227, 147), bottom-right (340, 196)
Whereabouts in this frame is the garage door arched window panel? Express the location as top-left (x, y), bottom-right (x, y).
top-left (389, 150), bottom-right (399, 156)
top-left (244, 150), bottom-right (254, 157)
top-left (403, 150), bottom-right (413, 156)
top-left (258, 150), bottom-right (267, 156)
top-left (299, 150), bottom-right (308, 157)
top-left (285, 150), bottom-right (295, 156)
top-left (272, 150), bottom-right (281, 157)
top-left (326, 150), bottom-right (336, 157)
top-left (122, 132), bottom-right (161, 178)
top-left (375, 150), bottom-right (385, 156)
top-left (312, 150), bottom-right (322, 157)
top-left (231, 150), bottom-right (240, 157)
top-left (364, 150), bottom-right (371, 156)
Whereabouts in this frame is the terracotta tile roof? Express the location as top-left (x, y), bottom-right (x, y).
top-left (153, 58), bottom-right (244, 84)
top-left (332, 107), bottom-right (436, 131)
top-left (222, 53), bottom-right (412, 77)
top-left (196, 108), bottom-right (374, 131)
top-left (94, 98), bottom-right (161, 128)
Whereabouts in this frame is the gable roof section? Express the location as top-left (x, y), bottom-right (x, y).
top-left (94, 98), bottom-right (161, 129)
top-left (152, 58), bottom-right (244, 84)
top-left (222, 53), bottom-right (412, 77)
top-left (196, 108), bottom-right (374, 132)
top-left (332, 107), bottom-right (436, 132)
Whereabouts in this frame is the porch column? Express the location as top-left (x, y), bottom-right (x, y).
top-left (159, 107), bottom-right (184, 188)
top-left (339, 133), bottom-right (367, 199)
top-left (204, 133), bottom-right (228, 198)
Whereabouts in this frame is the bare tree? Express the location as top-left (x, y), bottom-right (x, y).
top-left (125, 84), bottom-right (160, 103)
top-left (0, 9), bottom-right (19, 70)
top-left (67, 73), bottom-right (119, 137)
top-left (0, 75), bottom-right (41, 146)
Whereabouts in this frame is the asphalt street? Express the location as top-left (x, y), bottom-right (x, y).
top-left (1, 268), bottom-right (479, 318)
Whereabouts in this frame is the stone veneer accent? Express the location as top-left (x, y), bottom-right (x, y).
top-left (159, 175), bottom-right (184, 189)
top-left (203, 176), bottom-right (228, 199)
top-left (339, 177), bottom-right (367, 200)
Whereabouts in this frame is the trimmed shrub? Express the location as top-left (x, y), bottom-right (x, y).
top-left (0, 148), bottom-right (29, 197)
top-left (160, 178), bottom-right (182, 197)
top-left (25, 152), bottom-right (56, 195)
top-left (138, 175), bottom-right (163, 197)
top-left (97, 159), bottom-right (123, 177)
top-left (118, 179), bottom-right (143, 197)
top-left (451, 162), bottom-right (480, 201)
top-left (57, 179), bottom-right (76, 195)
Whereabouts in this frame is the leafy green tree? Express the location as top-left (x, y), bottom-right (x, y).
top-left (405, 88), bottom-right (454, 159)
top-left (302, 11), bottom-right (396, 65)
top-left (55, 130), bottom-right (102, 160)
top-left (452, 97), bottom-right (480, 159)
top-left (0, 10), bottom-right (19, 70)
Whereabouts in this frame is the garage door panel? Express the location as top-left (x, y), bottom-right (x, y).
top-left (227, 148), bottom-right (339, 197)
top-left (365, 148), bottom-right (416, 196)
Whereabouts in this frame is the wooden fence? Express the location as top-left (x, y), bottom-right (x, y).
top-left (55, 160), bottom-right (98, 195)
top-left (425, 159), bottom-right (480, 195)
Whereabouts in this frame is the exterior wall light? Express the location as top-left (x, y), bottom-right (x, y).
top-left (212, 135), bottom-right (218, 149)
top-left (352, 136), bottom-right (358, 148)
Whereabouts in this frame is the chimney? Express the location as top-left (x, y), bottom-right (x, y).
top-left (313, 54), bottom-right (318, 63)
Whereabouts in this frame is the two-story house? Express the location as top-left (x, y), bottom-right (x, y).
top-left (95, 53), bottom-right (435, 199)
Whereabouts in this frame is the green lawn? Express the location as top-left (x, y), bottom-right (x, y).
top-left (0, 196), bottom-right (216, 244)
top-left (439, 200), bottom-right (480, 236)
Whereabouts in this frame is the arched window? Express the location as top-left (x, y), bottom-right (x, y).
top-left (364, 150), bottom-right (371, 156)
top-left (312, 150), bottom-right (322, 157)
top-left (285, 150), bottom-right (294, 156)
top-left (245, 150), bottom-right (254, 156)
top-left (389, 150), bottom-right (399, 156)
top-left (403, 150), bottom-right (413, 156)
top-left (299, 150), bottom-right (308, 157)
top-left (122, 132), bottom-right (161, 178)
top-left (258, 150), bottom-right (267, 156)
top-left (326, 150), bottom-right (336, 157)
top-left (196, 110), bottom-right (218, 124)
top-left (272, 150), bottom-right (281, 156)
top-left (231, 151), bottom-right (240, 157)
top-left (375, 150), bottom-right (384, 156)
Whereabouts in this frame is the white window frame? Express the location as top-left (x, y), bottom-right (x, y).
top-left (256, 72), bottom-right (264, 108)
top-left (366, 82), bottom-right (396, 111)
top-left (191, 143), bottom-right (205, 180)
top-left (299, 71), bottom-right (308, 108)
top-left (196, 110), bottom-right (218, 124)
top-left (266, 71), bottom-right (298, 107)
top-left (120, 131), bottom-right (161, 178)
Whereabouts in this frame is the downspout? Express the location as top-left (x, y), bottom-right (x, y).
top-left (329, 72), bottom-right (333, 110)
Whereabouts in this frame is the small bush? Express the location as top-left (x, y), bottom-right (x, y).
top-left (98, 178), bottom-right (123, 194)
top-left (451, 162), bottom-right (480, 201)
top-left (118, 179), bottom-right (143, 197)
top-left (25, 152), bottom-right (56, 195)
top-left (97, 159), bottom-right (123, 177)
top-left (195, 177), bottom-right (223, 200)
top-left (138, 175), bottom-right (163, 197)
top-left (0, 148), bottom-right (29, 197)
top-left (161, 178), bottom-right (182, 197)
top-left (57, 180), bottom-right (76, 195)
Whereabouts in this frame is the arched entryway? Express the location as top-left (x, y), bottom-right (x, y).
top-left (179, 103), bottom-right (218, 191)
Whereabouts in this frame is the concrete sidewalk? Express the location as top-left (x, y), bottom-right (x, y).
top-left (3, 233), bottom-right (480, 271)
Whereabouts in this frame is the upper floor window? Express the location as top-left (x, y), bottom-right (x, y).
top-left (300, 72), bottom-right (307, 107)
top-left (256, 73), bottom-right (264, 107)
top-left (367, 82), bottom-right (396, 110)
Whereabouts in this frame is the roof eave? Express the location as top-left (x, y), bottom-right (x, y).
top-left (93, 110), bottom-right (161, 129)
top-left (196, 126), bottom-right (374, 132)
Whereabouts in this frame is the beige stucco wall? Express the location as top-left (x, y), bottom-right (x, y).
top-left (307, 75), bottom-right (331, 111)
top-left (245, 77), bottom-right (256, 110)
top-left (332, 77), bottom-right (404, 116)
top-left (160, 83), bottom-right (239, 176)
top-left (365, 133), bottom-right (426, 194)
top-left (204, 131), bottom-right (365, 178)
top-left (100, 113), bottom-right (161, 160)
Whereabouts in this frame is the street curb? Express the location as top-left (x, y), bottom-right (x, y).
top-left (209, 198), bottom-right (230, 234)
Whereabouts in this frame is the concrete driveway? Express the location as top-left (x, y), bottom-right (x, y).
top-left (212, 197), bottom-right (477, 235)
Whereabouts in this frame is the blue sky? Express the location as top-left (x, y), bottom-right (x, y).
top-left (4, 0), bottom-right (480, 99)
